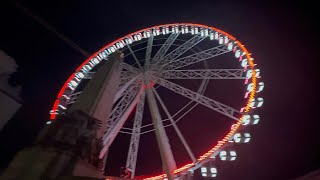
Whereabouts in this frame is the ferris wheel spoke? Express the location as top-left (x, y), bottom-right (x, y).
top-left (126, 92), bottom-right (146, 178)
top-left (156, 78), bottom-right (241, 121)
top-left (156, 69), bottom-right (245, 79)
top-left (152, 87), bottom-right (197, 163)
top-left (139, 79), bottom-right (208, 134)
top-left (114, 74), bottom-right (142, 103)
top-left (118, 69), bottom-right (139, 88)
top-left (145, 83), bottom-right (177, 178)
top-left (99, 83), bottom-right (143, 159)
top-left (153, 35), bottom-right (206, 69)
top-left (144, 35), bottom-right (154, 70)
top-left (151, 33), bottom-right (180, 65)
top-left (121, 62), bottom-right (140, 74)
top-left (127, 44), bottom-right (143, 70)
top-left (160, 44), bottom-right (230, 70)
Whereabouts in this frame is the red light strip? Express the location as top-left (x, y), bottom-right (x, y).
top-left (49, 23), bottom-right (258, 180)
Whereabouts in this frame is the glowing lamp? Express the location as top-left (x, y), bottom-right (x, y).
top-left (224, 36), bottom-right (229, 44)
top-left (214, 32), bottom-right (219, 39)
top-left (228, 42), bottom-right (233, 50)
top-left (210, 32), bottom-right (214, 40)
top-left (235, 50), bottom-right (241, 58)
top-left (219, 36), bottom-right (224, 44)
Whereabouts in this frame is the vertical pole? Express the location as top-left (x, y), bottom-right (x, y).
top-left (145, 78), bottom-right (177, 180)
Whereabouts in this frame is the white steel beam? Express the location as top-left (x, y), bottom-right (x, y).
top-left (154, 35), bottom-right (206, 69)
top-left (126, 92), bottom-right (146, 178)
top-left (114, 74), bottom-right (142, 103)
top-left (127, 44), bottom-right (143, 70)
top-left (144, 35), bottom-right (154, 70)
top-left (152, 87), bottom-right (197, 163)
top-left (156, 78), bottom-right (241, 121)
top-left (121, 62), bottom-right (140, 74)
top-left (160, 44), bottom-right (230, 70)
top-left (151, 33), bottom-right (180, 65)
top-left (99, 83), bottom-right (142, 159)
top-left (145, 82), bottom-right (177, 180)
top-left (157, 69), bottom-right (245, 79)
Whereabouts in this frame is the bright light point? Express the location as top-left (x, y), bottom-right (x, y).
top-left (211, 174), bottom-right (217, 177)
top-left (210, 168), bottom-right (217, 173)
top-left (204, 29), bottom-right (209, 36)
top-left (244, 138), bottom-right (251, 143)
top-left (255, 69), bottom-right (261, 77)
top-left (202, 173), bottom-right (207, 177)
top-left (58, 105), bottom-right (66, 110)
top-left (257, 97), bottom-right (264, 107)
top-left (224, 36), bottom-right (229, 44)
top-left (70, 80), bottom-right (78, 87)
top-left (77, 72), bottom-right (84, 78)
top-left (246, 70), bottom-right (253, 78)
top-left (220, 151), bottom-right (226, 156)
top-left (228, 42), bottom-right (233, 50)
top-left (191, 28), bottom-right (195, 35)
top-left (241, 59), bottom-right (248, 67)
top-left (257, 82), bottom-right (265, 92)
top-left (247, 83), bottom-right (253, 92)
top-left (201, 167), bottom-right (207, 173)
top-left (244, 133), bottom-right (251, 138)
top-left (235, 50), bottom-right (241, 58)
top-left (46, 121), bottom-right (52, 125)
top-left (195, 27), bottom-right (199, 34)
top-left (200, 30), bottom-right (205, 36)
top-left (231, 157), bottom-right (236, 161)
top-left (230, 150), bottom-right (237, 157)
top-left (214, 32), bottom-right (219, 39)
top-left (234, 133), bottom-right (241, 143)
top-left (219, 37), bottom-right (224, 44)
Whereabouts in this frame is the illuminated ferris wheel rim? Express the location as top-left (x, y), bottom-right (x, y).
top-left (49, 23), bottom-right (261, 179)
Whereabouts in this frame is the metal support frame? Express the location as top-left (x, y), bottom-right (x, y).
top-left (145, 81), bottom-right (177, 180)
top-left (157, 69), bottom-right (245, 79)
top-left (156, 78), bottom-right (240, 121)
top-left (152, 87), bottom-right (197, 163)
top-left (126, 92), bottom-right (146, 178)
top-left (160, 44), bottom-right (230, 70)
top-left (144, 35), bottom-right (154, 70)
top-left (121, 62), bottom-right (140, 74)
top-left (114, 74), bottom-right (141, 103)
top-left (99, 82), bottom-right (142, 159)
top-left (155, 35), bottom-right (206, 69)
top-left (151, 33), bottom-right (180, 65)
top-left (127, 44), bottom-right (143, 70)
top-left (139, 78), bottom-right (209, 135)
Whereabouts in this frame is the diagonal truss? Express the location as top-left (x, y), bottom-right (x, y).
top-left (153, 35), bottom-right (206, 69)
top-left (160, 44), bottom-right (230, 70)
top-left (139, 79), bottom-right (208, 135)
top-left (99, 81), bottom-right (142, 158)
top-left (157, 69), bottom-right (245, 79)
top-left (144, 35), bottom-right (154, 70)
top-left (121, 62), bottom-right (140, 74)
top-left (114, 73), bottom-right (142, 103)
top-left (151, 33), bottom-right (180, 65)
top-left (118, 70), bottom-right (139, 88)
top-left (126, 92), bottom-right (146, 178)
top-left (127, 44), bottom-right (143, 70)
top-left (156, 78), bottom-right (241, 121)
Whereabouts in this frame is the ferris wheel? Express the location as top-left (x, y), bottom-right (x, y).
top-left (49, 23), bottom-right (264, 179)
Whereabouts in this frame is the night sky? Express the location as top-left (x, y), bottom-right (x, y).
top-left (0, 0), bottom-right (319, 179)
